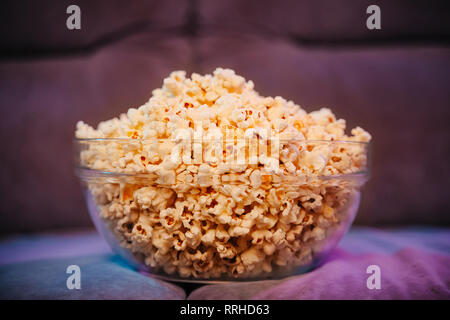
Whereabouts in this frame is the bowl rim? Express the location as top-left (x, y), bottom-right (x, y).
top-left (74, 137), bottom-right (370, 145)
top-left (74, 138), bottom-right (370, 180)
top-left (75, 167), bottom-right (370, 182)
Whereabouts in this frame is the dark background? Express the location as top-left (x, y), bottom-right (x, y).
top-left (0, 0), bottom-right (449, 235)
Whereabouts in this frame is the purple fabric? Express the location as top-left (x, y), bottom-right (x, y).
top-left (0, 227), bottom-right (449, 299)
top-left (0, 230), bottom-right (110, 265)
top-left (188, 227), bottom-right (450, 300)
top-left (189, 248), bottom-right (449, 300)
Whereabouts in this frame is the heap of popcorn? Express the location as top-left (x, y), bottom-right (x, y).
top-left (76, 68), bottom-right (371, 279)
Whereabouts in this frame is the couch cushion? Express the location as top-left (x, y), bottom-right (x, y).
top-left (0, 2), bottom-right (449, 232)
top-left (0, 0), bottom-right (188, 54)
top-left (0, 34), bottom-right (193, 233)
top-left (197, 0), bottom-right (450, 41)
top-left (194, 35), bottom-right (450, 225)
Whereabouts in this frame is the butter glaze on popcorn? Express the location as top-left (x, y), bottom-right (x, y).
top-left (75, 68), bottom-right (371, 280)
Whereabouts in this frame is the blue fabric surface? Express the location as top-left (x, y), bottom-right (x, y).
top-left (339, 227), bottom-right (450, 255)
top-left (0, 227), bottom-right (448, 299)
top-left (0, 254), bottom-right (185, 300)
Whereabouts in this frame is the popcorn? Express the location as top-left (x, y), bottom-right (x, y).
top-left (201, 229), bottom-right (216, 246)
top-left (241, 247), bottom-right (265, 269)
top-left (77, 68), bottom-right (370, 280)
top-left (160, 208), bottom-right (182, 232)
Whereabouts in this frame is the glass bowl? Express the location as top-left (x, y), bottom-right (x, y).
top-left (74, 138), bottom-right (370, 283)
